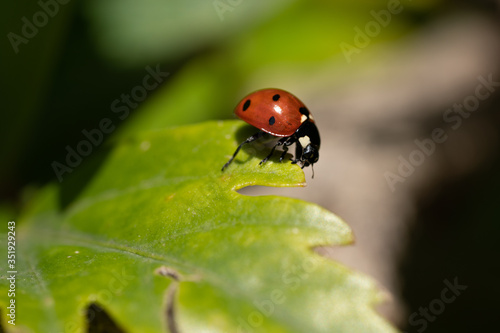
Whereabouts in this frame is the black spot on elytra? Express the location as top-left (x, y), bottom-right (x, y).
top-left (243, 99), bottom-right (251, 111)
top-left (269, 116), bottom-right (275, 125)
top-left (272, 94), bottom-right (280, 101)
top-left (299, 107), bottom-right (309, 116)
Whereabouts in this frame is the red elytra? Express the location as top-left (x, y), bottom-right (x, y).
top-left (234, 88), bottom-right (307, 137)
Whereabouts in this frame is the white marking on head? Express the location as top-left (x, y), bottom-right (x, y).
top-left (308, 113), bottom-right (314, 121)
top-left (300, 114), bottom-right (308, 123)
top-left (298, 136), bottom-right (311, 147)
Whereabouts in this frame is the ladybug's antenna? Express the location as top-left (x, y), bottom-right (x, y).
top-left (311, 164), bottom-right (315, 179)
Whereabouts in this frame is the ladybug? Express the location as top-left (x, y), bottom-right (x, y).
top-left (222, 88), bottom-right (320, 176)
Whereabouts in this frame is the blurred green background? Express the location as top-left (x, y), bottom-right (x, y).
top-left (1, 0), bottom-right (499, 331)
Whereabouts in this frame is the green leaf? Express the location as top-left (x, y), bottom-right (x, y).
top-left (0, 121), bottom-right (396, 332)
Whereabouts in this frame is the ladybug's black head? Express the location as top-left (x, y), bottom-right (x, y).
top-left (302, 144), bottom-right (319, 167)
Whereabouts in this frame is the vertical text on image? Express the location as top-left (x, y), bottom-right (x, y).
top-left (6, 221), bottom-right (17, 326)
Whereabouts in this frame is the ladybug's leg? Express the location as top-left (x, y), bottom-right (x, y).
top-left (222, 131), bottom-right (265, 171)
top-left (279, 138), bottom-right (295, 162)
top-left (279, 145), bottom-right (289, 162)
top-left (259, 137), bottom-right (288, 165)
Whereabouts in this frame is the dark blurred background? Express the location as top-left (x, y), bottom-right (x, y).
top-left (1, 0), bottom-right (499, 331)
